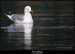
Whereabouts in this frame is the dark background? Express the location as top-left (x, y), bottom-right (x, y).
top-left (1, 1), bottom-right (74, 50)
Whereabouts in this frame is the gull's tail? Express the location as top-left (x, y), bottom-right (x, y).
top-left (4, 13), bottom-right (13, 21)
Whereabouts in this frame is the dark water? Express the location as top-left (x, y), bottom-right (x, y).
top-left (0, 16), bottom-right (74, 50)
top-left (1, 1), bottom-right (74, 50)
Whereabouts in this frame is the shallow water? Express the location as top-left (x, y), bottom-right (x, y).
top-left (0, 16), bottom-right (74, 50)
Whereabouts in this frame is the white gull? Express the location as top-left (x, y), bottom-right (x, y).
top-left (4, 6), bottom-right (33, 23)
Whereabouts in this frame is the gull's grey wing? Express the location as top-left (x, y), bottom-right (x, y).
top-left (12, 14), bottom-right (24, 22)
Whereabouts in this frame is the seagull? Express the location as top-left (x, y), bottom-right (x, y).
top-left (4, 6), bottom-right (33, 23)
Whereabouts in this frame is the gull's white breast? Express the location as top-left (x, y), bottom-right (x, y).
top-left (23, 13), bottom-right (33, 23)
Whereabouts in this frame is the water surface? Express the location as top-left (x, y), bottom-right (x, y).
top-left (0, 16), bottom-right (74, 50)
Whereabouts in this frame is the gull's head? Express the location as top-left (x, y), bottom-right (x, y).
top-left (24, 6), bottom-right (33, 13)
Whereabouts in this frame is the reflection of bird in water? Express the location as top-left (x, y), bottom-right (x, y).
top-left (24, 23), bottom-right (33, 49)
top-left (4, 6), bottom-right (33, 23)
top-left (6, 23), bottom-right (33, 50)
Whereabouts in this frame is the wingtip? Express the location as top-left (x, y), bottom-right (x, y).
top-left (4, 13), bottom-right (7, 16)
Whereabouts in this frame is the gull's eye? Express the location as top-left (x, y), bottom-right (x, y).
top-left (27, 9), bottom-right (29, 10)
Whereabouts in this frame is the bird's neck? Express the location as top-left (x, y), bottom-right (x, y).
top-left (25, 12), bottom-right (30, 14)
top-left (24, 12), bottom-right (31, 16)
